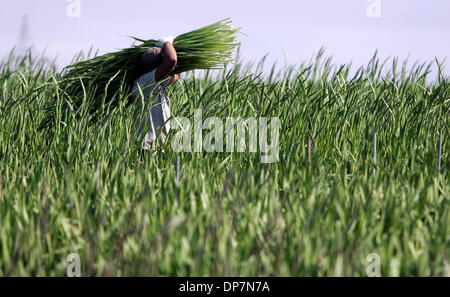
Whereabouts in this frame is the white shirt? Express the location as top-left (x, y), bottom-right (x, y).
top-left (132, 69), bottom-right (171, 150)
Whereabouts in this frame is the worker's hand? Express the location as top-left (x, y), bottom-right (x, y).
top-left (156, 36), bottom-right (175, 48)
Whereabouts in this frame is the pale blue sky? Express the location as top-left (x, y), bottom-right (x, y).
top-left (0, 0), bottom-right (449, 73)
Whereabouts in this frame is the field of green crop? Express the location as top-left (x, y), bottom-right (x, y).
top-left (0, 50), bottom-right (448, 276)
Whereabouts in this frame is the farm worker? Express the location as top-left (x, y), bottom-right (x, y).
top-left (132, 36), bottom-right (180, 152)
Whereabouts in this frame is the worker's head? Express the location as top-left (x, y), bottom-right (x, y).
top-left (142, 47), bottom-right (163, 71)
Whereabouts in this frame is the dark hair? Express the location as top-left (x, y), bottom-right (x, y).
top-left (141, 47), bottom-right (163, 72)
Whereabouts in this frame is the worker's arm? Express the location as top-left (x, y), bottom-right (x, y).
top-left (155, 42), bottom-right (178, 82)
